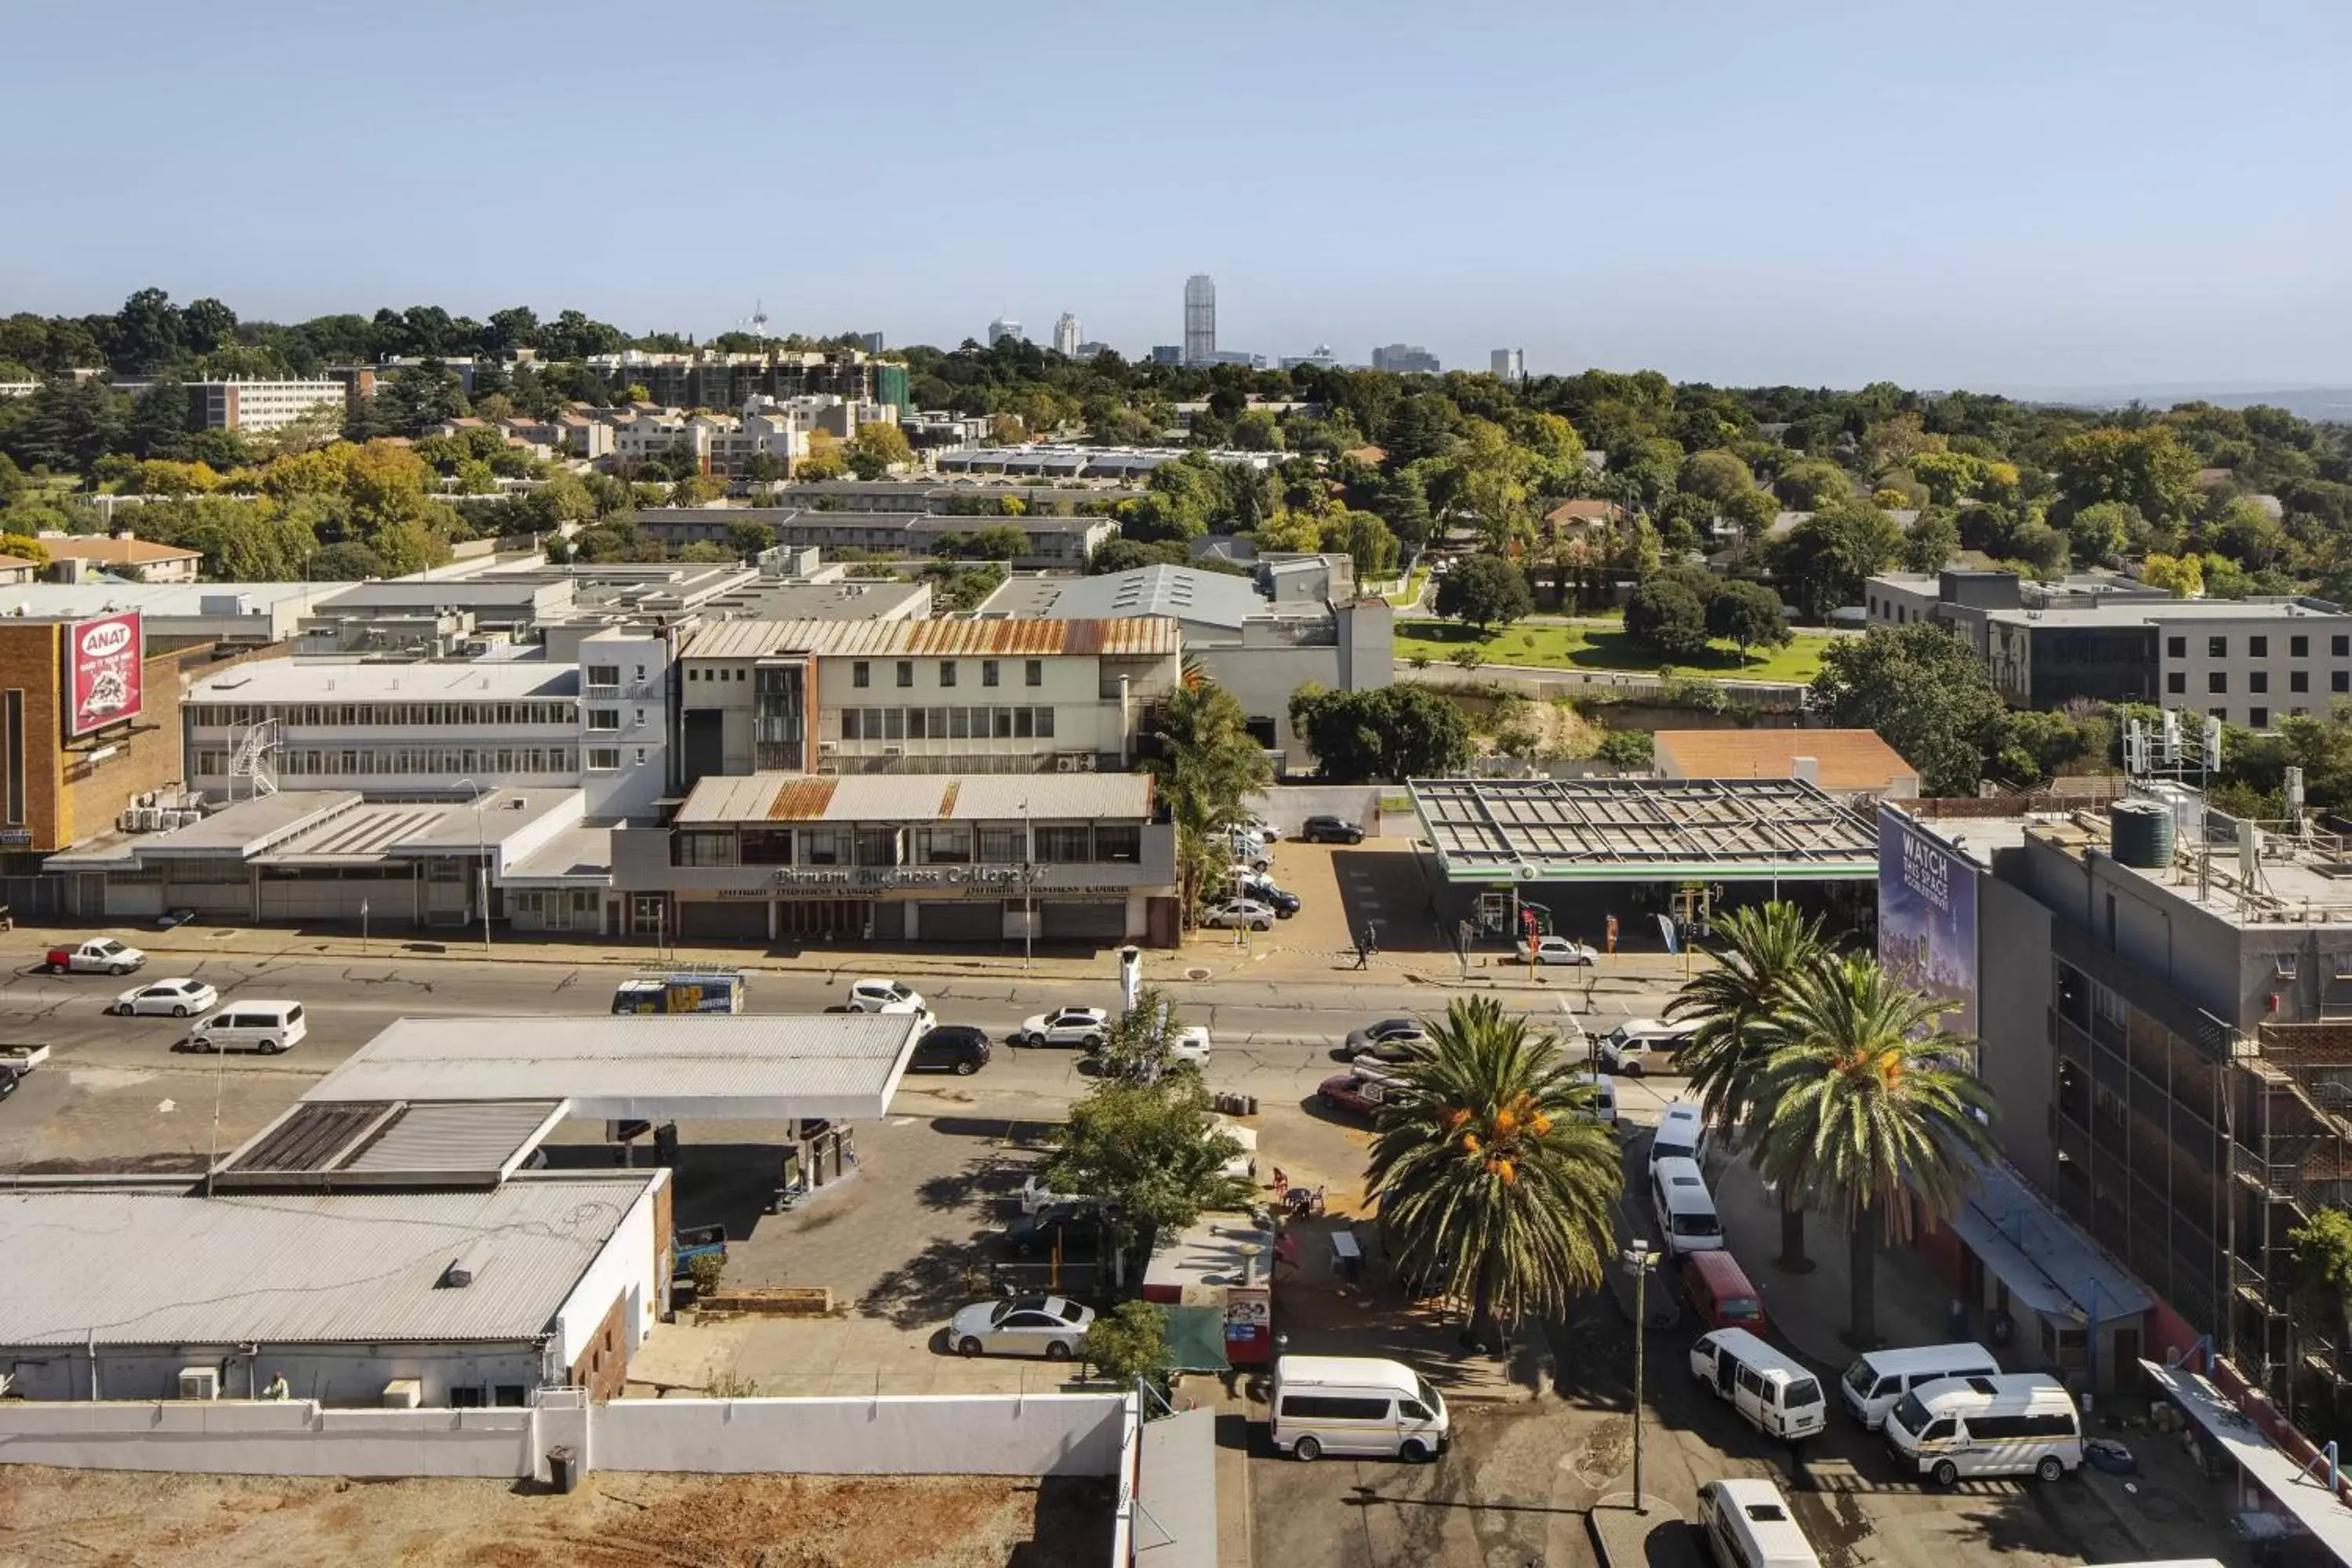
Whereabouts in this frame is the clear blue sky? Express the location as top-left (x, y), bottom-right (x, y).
top-left (8, 0), bottom-right (2349, 390)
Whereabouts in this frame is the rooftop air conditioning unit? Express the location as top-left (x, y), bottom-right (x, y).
top-left (177, 1367), bottom-right (221, 1401)
top-left (381, 1378), bottom-right (423, 1409)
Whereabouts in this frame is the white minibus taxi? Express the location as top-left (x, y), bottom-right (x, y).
top-left (1690, 1328), bottom-right (1828, 1441)
top-left (1838, 1343), bottom-right (2001, 1430)
top-left (1269, 1356), bottom-right (1448, 1462)
top-left (1697, 1478), bottom-right (1822, 1568)
top-left (1882, 1372), bottom-right (2082, 1486)
top-left (1650, 1156), bottom-right (1725, 1258)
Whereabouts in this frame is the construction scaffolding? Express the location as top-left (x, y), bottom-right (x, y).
top-left (1409, 777), bottom-right (1879, 884)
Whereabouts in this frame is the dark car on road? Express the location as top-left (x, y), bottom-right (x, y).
top-left (1007, 1202), bottom-right (1104, 1258)
top-left (1339, 1017), bottom-right (1425, 1058)
top-left (909, 1024), bottom-right (992, 1076)
top-left (1316, 1071), bottom-right (1396, 1120)
top-left (1301, 815), bottom-right (1365, 844)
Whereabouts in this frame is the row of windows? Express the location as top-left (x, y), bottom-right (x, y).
top-left (585, 709), bottom-right (651, 731)
top-left (851, 659), bottom-right (1044, 689)
top-left (673, 823), bottom-right (1142, 868)
top-left (2170, 670), bottom-right (2349, 696)
top-left (839, 706), bottom-right (1058, 741)
top-left (686, 666), bottom-right (750, 682)
top-left (194, 747), bottom-right (579, 776)
top-left (191, 702), bottom-right (577, 728)
top-left (2167, 633), bottom-right (2352, 659)
top-left (1915, 1412), bottom-right (2076, 1442)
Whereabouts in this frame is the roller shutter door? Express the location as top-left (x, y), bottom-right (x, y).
top-left (917, 900), bottom-right (1001, 942)
top-left (678, 900), bottom-right (769, 942)
top-left (1041, 900), bottom-right (1127, 941)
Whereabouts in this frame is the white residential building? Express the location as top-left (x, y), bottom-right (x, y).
top-left (575, 626), bottom-right (676, 818)
top-left (1053, 314), bottom-right (1081, 357)
top-left (186, 379), bottom-right (349, 434)
top-left (987, 317), bottom-right (1022, 346)
top-left (1491, 348), bottom-right (1525, 382)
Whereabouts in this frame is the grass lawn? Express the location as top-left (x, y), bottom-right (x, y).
top-left (1395, 618), bottom-right (1830, 683)
top-left (1384, 568), bottom-right (1429, 607)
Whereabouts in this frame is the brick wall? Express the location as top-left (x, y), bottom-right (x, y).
top-left (568, 1292), bottom-right (629, 1400)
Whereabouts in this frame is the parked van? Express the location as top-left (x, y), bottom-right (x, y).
top-left (1883, 1373), bottom-right (2082, 1486)
top-left (187, 1000), bottom-right (307, 1054)
top-left (1651, 1101), bottom-right (1712, 1171)
top-left (1689, 1328), bottom-right (1828, 1440)
top-left (1575, 1071), bottom-right (1619, 1131)
top-left (1838, 1343), bottom-right (2002, 1431)
top-left (1683, 1250), bottom-right (1767, 1334)
top-left (1650, 1156), bottom-right (1725, 1257)
top-left (1269, 1355), bottom-right (1449, 1462)
top-left (1697, 1478), bottom-right (1822, 1568)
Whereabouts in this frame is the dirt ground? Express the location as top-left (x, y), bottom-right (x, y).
top-left (0, 1467), bottom-right (1114, 1568)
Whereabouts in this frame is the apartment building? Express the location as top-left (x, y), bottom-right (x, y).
top-left (183, 379), bottom-right (350, 434)
top-left (575, 627), bottom-right (676, 818)
top-left (673, 617), bottom-right (1182, 787)
top-left (583, 349), bottom-right (898, 410)
top-left (39, 532), bottom-right (205, 583)
top-left (606, 398), bottom-right (894, 477)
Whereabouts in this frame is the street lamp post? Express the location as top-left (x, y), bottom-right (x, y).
top-left (1623, 1240), bottom-right (1655, 1514)
top-left (456, 779), bottom-right (490, 955)
top-left (1020, 798), bottom-right (1033, 972)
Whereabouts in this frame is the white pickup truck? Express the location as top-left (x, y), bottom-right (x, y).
top-left (45, 938), bottom-right (147, 975)
top-left (0, 1044), bottom-right (48, 1074)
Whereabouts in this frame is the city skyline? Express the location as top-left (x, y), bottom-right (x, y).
top-left (3, 1), bottom-right (2349, 388)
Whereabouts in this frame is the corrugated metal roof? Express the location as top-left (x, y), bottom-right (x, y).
top-left (344, 1100), bottom-right (564, 1175)
top-left (303, 1014), bottom-right (924, 1122)
top-left (674, 771), bottom-right (1154, 825)
top-left (218, 1099), bottom-right (564, 1185)
top-left (0, 1176), bottom-right (657, 1347)
top-left (683, 616), bottom-right (1180, 661)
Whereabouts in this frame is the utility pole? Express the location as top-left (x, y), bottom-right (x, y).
top-left (1624, 1240), bottom-right (1653, 1514)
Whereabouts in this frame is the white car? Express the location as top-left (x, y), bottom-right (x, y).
top-left (1598, 1018), bottom-right (1695, 1076)
top-left (1017, 1007), bottom-right (1110, 1048)
top-left (1532, 936), bottom-right (1599, 966)
top-left (111, 978), bottom-right (220, 1018)
top-left (1202, 898), bottom-right (1276, 932)
top-left (1227, 835), bottom-right (1272, 873)
top-left (1171, 1025), bottom-right (1211, 1065)
top-left (844, 978), bottom-right (929, 1016)
top-left (947, 1295), bottom-right (1096, 1359)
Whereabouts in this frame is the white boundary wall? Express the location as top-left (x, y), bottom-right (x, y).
top-left (0, 1401), bottom-right (538, 1478)
top-left (593, 1394), bottom-right (1126, 1476)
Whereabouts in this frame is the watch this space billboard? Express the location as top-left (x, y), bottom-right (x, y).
top-left (1876, 805), bottom-right (1978, 1037)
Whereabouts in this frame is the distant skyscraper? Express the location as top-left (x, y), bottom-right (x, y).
top-left (859, 332), bottom-right (885, 354)
top-left (1183, 274), bottom-right (1216, 367)
top-left (1052, 314), bottom-right (1081, 357)
top-left (986, 316), bottom-right (1023, 347)
top-left (1373, 343), bottom-right (1441, 375)
top-left (1491, 348), bottom-right (1525, 383)
top-left (1281, 345), bottom-right (1341, 371)
top-left (1150, 345), bottom-right (1182, 366)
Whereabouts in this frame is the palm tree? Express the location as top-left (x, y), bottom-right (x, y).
top-left (1366, 996), bottom-right (1623, 1348)
top-left (1750, 956), bottom-right (1997, 1347)
top-left (1142, 676), bottom-right (1272, 920)
top-left (1665, 902), bottom-right (1830, 1269)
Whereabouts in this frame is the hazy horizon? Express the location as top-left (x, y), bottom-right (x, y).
top-left (6, 0), bottom-right (2348, 390)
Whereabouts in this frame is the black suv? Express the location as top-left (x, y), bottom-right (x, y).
top-left (1301, 815), bottom-right (1365, 844)
top-left (909, 1024), bottom-right (992, 1076)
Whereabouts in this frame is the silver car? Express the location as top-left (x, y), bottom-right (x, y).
top-left (947, 1295), bottom-right (1096, 1359)
top-left (1202, 898), bottom-right (1276, 931)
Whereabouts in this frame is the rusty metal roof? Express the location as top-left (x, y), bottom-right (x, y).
top-left (764, 777), bottom-right (840, 821)
top-left (675, 771), bottom-right (1155, 825)
top-left (683, 616), bottom-right (1181, 661)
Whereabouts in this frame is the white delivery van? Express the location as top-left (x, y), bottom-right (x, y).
top-left (1690, 1328), bottom-right (1828, 1441)
top-left (1651, 1101), bottom-right (1712, 1171)
top-left (1838, 1343), bottom-right (2002, 1430)
top-left (1882, 1373), bottom-right (2081, 1486)
top-left (1650, 1155), bottom-right (1725, 1257)
top-left (1697, 1478), bottom-right (1823, 1568)
top-left (1269, 1355), bottom-right (1449, 1462)
top-left (187, 1000), bottom-right (307, 1054)
top-left (1575, 1071), bottom-right (1619, 1131)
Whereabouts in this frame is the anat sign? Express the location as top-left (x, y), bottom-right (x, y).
top-left (66, 612), bottom-right (143, 737)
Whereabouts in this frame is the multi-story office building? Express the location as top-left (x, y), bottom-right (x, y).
top-left (581, 350), bottom-right (898, 412)
top-left (1074, 341), bottom-right (1112, 361)
top-left (1183, 275), bottom-right (1216, 367)
top-left (987, 317), bottom-right (1023, 347)
top-left (1371, 343), bottom-right (1440, 375)
top-left (1491, 348), bottom-right (1525, 382)
top-left (184, 379), bottom-right (349, 434)
top-left (673, 617), bottom-right (1182, 786)
top-left (1150, 346), bottom-right (1182, 366)
top-left (575, 627), bottom-right (676, 818)
top-left (1864, 571), bottom-right (2352, 724)
top-left (1280, 347), bottom-right (1341, 370)
top-left (1052, 314), bottom-right (1082, 357)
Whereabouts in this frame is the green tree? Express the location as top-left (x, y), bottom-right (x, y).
top-left (2139, 551), bottom-right (2203, 597)
top-left (2288, 1207), bottom-right (2352, 1341)
top-left (1044, 1076), bottom-right (1252, 1285)
top-left (1287, 684), bottom-right (1472, 783)
top-left (1773, 460), bottom-right (1852, 510)
top-left (1773, 499), bottom-right (1901, 619)
top-left (1320, 508), bottom-right (1399, 581)
top-left (1143, 677), bottom-right (1272, 919)
top-left (1678, 449), bottom-right (1753, 504)
top-left (1900, 506), bottom-right (1961, 573)
top-left (1706, 581), bottom-right (1792, 660)
top-left (1593, 729), bottom-right (1653, 769)
top-left (1094, 986), bottom-right (1202, 1083)
top-left (1084, 1300), bottom-right (1172, 1394)
top-left (848, 419), bottom-right (915, 479)
top-left (2054, 426), bottom-right (2198, 528)
top-left (797, 430), bottom-right (849, 481)
top-left (1624, 576), bottom-right (1711, 659)
top-left (1365, 997), bottom-right (1623, 1348)
top-left (2067, 499), bottom-right (2141, 564)
top-left (370, 361), bottom-right (470, 437)
top-left (1664, 903), bottom-right (1831, 1265)
top-left (1810, 622), bottom-right (2006, 796)
top-left (1751, 958), bottom-right (1996, 1345)
top-left (1432, 552), bottom-right (1533, 633)
top-left (971, 524), bottom-right (1028, 560)
top-left (310, 540), bottom-right (386, 579)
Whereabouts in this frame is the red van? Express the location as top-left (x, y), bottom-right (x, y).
top-left (1682, 1250), bottom-right (1767, 1334)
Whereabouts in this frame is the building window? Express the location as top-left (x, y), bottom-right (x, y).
top-left (2293, 670), bottom-right (2310, 692)
top-left (3, 689), bottom-right (20, 828)
top-left (2209, 673), bottom-right (2227, 694)
top-left (940, 661), bottom-right (957, 688)
top-left (2251, 672), bottom-right (2269, 694)
top-left (1034, 826), bottom-right (1092, 863)
top-left (1096, 826), bottom-right (1142, 862)
top-left (2209, 637), bottom-right (2227, 658)
top-left (2252, 707), bottom-right (2270, 728)
top-left (982, 660), bottom-right (1000, 688)
top-left (2293, 635), bottom-right (2309, 657)
top-left (2167, 672), bottom-right (2186, 695)
top-left (587, 748), bottom-right (620, 770)
top-left (2336, 635), bottom-right (2350, 658)
top-left (2166, 635), bottom-right (2187, 658)
top-left (853, 661), bottom-right (869, 688)
top-left (586, 663), bottom-right (619, 686)
top-left (587, 709), bottom-right (619, 731)
top-left (2251, 636), bottom-right (2269, 657)
top-left (2337, 671), bottom-right (2350, 694)
top-left (896, 660), bottom-right (913, 688)
top-left (674, 832), bottom-right (737, 866)
top-left (1036, 706), bottom-right (1055, 738)
top-left (918, 828), bottom-right (971, 863)
top-left (1025, 659), bottom-right (1042, 687)
top-left (978, 826), bottom-right (1023, 863)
